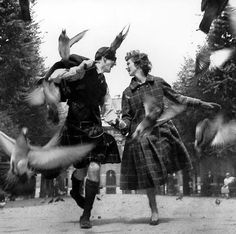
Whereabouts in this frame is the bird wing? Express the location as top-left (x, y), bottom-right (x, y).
top-left (109, 25), bottom-right (130, 52)
top-left (42, 80), bottom-right (60, 104)
top-left (132, 95), bottom-right (161, 138)
top-left (201, 0), bottom-right (208, 11)
top-left (156, 104), bottom-right (186, 126)
top-left (0, 131), bottom-right (15, 156)
top-left (195, 45), bottom-right (211, 76)
top-left (211, 120), bottom-right (236, 146)
top-left (229, 1), bottom-right (236, 38)
top-left (143, 95), bottom-right (159, 115)
top-left (133, 103), bottom-right (186, 139)
top-left (28, 143), bottom-right (94, 170)
top-left (43, 126), bottom-right (62, 149)
top-left (209, 48), bottom-right (234, 70)
top-left (69, 29), bottom-right (89, 48)
top-left (195, 115), bottom-right (225, 151)
top-left (25, 86), bottom-right (45, 106)
top-left (194, 118), bottom-right (209, 150)
top-left (58, 30), bottom-right (70, 60)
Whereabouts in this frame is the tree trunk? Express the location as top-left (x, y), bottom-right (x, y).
top-left (19, 0), bottom-right (31, 21)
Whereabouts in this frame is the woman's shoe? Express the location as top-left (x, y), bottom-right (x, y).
top-left (80, 216), bottom-right (92, 229)
top-left (149, 219), bottom-right (159, 225)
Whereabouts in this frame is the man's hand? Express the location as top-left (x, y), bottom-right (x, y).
top-left (81, 59), bottom-right (94, 69)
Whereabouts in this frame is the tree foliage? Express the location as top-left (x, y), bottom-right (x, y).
top-left (197, 9), bottom-right (236, 117)
top-left (0, 0), bottom-right (55, 146)
top-left (173, 8), bottom-right (236, 160)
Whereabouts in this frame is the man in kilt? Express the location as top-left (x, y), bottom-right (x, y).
top-left (52, 28), bottom-right (129, 229)
top-left (118, 50), bottom-right (220, 225)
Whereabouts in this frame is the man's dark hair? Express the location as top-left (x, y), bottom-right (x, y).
top-left (95, 47), bottom-right (117, 62)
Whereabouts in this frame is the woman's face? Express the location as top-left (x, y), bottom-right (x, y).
top-left (126, 58), bottom-right (138, 76)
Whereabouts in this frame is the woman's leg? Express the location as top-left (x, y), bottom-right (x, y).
top-left (146, 187), bottom-right (159, 225)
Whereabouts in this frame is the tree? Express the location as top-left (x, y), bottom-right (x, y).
top-left (197, 9), bottom-right (236, 117)
top-left (0, 0), bottom-right (55, 145)
top-left (19, 0), bottom-right (31, 21)
top-left (173, 9), bottom-right (236, 159)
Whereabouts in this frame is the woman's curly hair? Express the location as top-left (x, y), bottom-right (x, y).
top-left (125, 50), bottom-right (152, 76)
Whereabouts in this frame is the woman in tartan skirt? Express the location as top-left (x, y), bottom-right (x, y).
top-left (119, 50), bottom-right (220, 225)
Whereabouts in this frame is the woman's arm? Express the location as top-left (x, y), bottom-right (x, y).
top-left (161, 78), bottom-right (220, 109)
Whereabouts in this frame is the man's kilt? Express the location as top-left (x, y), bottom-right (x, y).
top-left (59, 121), bottom-right (121, 168)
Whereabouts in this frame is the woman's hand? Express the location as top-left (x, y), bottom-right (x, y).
top-left (118, 119), bottom-right (127, 129)
top-left (201, 101), bottom-right (221, 110)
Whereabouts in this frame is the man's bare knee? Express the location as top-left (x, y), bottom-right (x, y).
top-left (87, 162), bottom-right (100, 181)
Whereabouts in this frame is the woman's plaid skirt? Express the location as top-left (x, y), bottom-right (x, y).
top-left (59, 121), bottom-right (121, 168)
top-left (120, 121), bottom-right (192, 190)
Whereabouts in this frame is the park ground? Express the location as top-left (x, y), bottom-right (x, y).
top-left (1, 194), bottom-right (236, 234)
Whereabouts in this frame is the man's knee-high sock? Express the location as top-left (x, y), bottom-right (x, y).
top-left (81, 179), bottom-right (99, 219)
top-left (70, 173), bottom-right (85, 209)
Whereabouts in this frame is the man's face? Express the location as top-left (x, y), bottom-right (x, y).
top-left (126, 58), bottom-right (138, 76)
top-left (102, 58), bottom-right (116, 73)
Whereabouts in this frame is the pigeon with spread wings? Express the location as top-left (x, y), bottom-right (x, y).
top-left (58, 29), bottom-right (88, 62)
top-left (199, 0), bottom-right (228, 34)
top-left (196, 0), bottom-right (236, 76)
top-left (195, 45), bottom-right (236, 77)
top-left (25, 29), bottom-right (88, 124)
top-left (0, 128), bottom-right (94, 193)
top-left (195, 114), bottom-right (236, 152)
top-left (132, 95), bottom-right (187, 139)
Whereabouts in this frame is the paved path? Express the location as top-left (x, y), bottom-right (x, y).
top-left (1, 195), bottom-right (236, 233)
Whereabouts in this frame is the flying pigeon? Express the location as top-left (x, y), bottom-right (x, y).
top-left (0, 127), bottom-right (94, 190)
top-left (25, 80), bottom-right (61, 124)
top-left (58, 29), bottom-right (88, 62)
top-left (196, 0), bottom-right (236, 77)
top-left (228, 0), bottom-right (236, 37)
top-left (24, 29), bottom-right (88, 122)
top-left (109, 25), bottom-right (130, 53)
top-left (195, 46), bottom-right (235, 76)
top-left (199, 0), bottom-right (228, 34)
top-left (194, 114), bottom-right (236, 152)
top-left (199, 0), bottom-right (236, 35)
top-left (25, 79), bottom-right (60, 106)
top-left (133, 95), bottom-right (186, 139)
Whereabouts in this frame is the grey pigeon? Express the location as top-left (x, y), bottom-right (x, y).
top-left (0, 127), bottom-right (94, 185)
top-left (195, 114), bottom-right (236, 152)
top-left (58, 29), bottom-right (88, 61)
